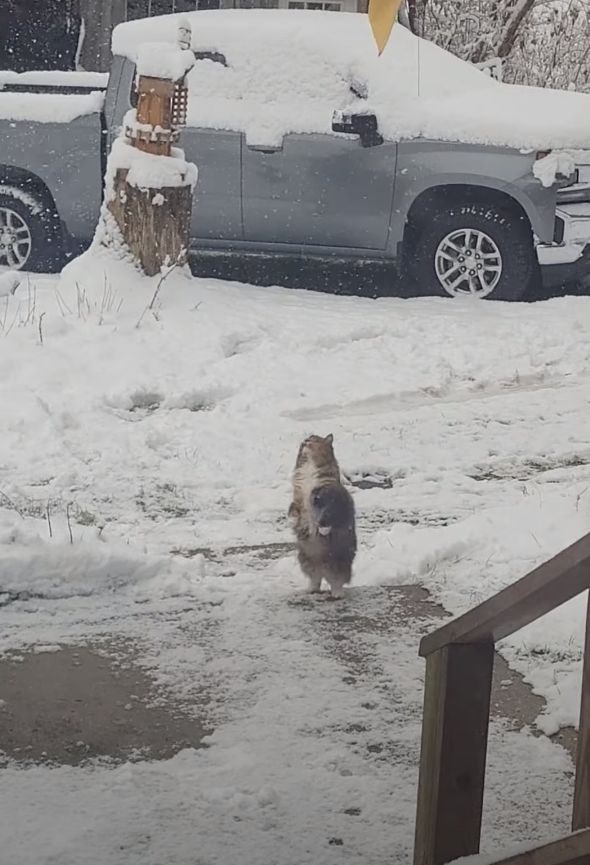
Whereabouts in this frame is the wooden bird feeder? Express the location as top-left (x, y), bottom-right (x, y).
top-left (126, 76), bottom-right (189, 157)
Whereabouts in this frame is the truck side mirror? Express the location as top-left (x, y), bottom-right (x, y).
top-left (332, 111), bottom-right (383, 148)
top-left (194, 50), bottom-right (227, 66)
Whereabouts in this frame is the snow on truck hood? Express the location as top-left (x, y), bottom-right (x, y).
top-left (113, 8), bottom-right (590, 151)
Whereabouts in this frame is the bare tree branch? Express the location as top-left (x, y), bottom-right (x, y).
top-left (496, 0), bottom-right (536, 58)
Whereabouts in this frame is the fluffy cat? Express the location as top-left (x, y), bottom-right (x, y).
top-left (289, 434), bottom-right (357, 598)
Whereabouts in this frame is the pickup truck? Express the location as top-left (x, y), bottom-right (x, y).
top-left (1, 9), bottom-right (590, 302)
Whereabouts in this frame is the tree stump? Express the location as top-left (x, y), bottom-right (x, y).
top-left (108, 169), bottom-right (192, 277)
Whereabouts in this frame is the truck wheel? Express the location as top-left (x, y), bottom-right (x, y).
top-left (409, 202), bottom-right (534, 301)
top-left (0, 189), bottom-right (63, 273)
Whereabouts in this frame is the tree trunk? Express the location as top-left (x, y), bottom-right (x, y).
top-left (496, 0), bottom-right (535, 59)
top-left (107, 170), bottom-right (192, 277)
top-left (407, 0), bottom-right (420, 35)
top-left (3, 0), bottom-right (81, 72)
top-left (79, 0), bottom-right (126, 71)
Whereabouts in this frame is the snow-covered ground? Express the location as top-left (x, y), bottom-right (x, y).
top-left (1, 254), bottom-right (589, 862)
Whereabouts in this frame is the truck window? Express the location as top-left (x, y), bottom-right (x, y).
top-left (127, 1), bottom-right (221, 18)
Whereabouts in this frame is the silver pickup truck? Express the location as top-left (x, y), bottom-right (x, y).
top-left (1, 29), bottom-right (589, 302)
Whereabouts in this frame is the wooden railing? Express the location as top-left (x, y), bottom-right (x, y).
top-left (473, 829), bottom-right (590, 865)
top-left (413, 531), bottom-right (590, 865)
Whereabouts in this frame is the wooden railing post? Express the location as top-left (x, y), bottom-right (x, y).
top-left (573, 591), bottom-right (590, 831)
top-left (414, 534), bottom-right (590, 864)
top-left (414, 642), bottom-right (494, 865)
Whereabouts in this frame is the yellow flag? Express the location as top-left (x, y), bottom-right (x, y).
top-left (368, 0), bottom-right (403, 55)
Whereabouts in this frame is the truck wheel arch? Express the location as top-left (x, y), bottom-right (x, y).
top-left (405, 184), bottom-right (532, 235)
top-left (0, 167), bottom-right (64, 272)
top-left (0, 166), bottom-right (61, 227)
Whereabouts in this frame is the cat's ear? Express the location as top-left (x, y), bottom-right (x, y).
top-left (325, 433), bottom-right (334, 445)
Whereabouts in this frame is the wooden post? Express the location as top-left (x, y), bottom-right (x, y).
top-left (573, 591), bottom-right (590, 831)
top-left (413, 643), bottom-right (494, 865)
top-left (106, 22), bottom-right (194, 277)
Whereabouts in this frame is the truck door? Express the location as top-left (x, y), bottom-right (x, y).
top-left (180, 126), bottom-right (242, 244)
top-left (180, 54), bottom-right (243, 245)
top-left (242, 132), bottom-right (397, 251)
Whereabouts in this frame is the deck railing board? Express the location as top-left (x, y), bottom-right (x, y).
top-left (573, 594), bottom-right (590, 832)
top-left (457, 827), bottom-right (590, 865)
top-left (420, 533), bottom-right (590, 657)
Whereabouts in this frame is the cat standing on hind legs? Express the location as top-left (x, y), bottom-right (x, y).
top-left (289, 434), bottom-right (357, 599)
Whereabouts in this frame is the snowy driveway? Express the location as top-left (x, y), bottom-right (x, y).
top-left (0, 256), bottom-right (588, 862)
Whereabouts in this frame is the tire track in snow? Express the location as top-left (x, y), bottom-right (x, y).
top-left (286, 371), bottom-right (590, 422)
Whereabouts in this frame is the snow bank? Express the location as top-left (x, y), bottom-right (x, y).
top-left (0, 508), bottom-right (204, 604)
top-left (113, 9), bottom-right (590, 150)
top-left (0, 91), bottom-right (104, 124)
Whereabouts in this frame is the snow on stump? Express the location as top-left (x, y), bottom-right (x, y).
top-left (105, 22), bottom-right (197, 277)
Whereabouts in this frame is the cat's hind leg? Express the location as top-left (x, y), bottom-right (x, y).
top-left (327, 564), bottom-right (352, 600)
top-left (298, 548), bottom-right (323, 594)
top-left (308, 572), bottom-right (323, 594)
top-left (328, 581), bottom-right (345, 600)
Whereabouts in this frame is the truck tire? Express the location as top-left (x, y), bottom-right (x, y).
top-left (409, 202), bottom-right (535, 301)
top-left (0, 188), bottom-right (63, 273)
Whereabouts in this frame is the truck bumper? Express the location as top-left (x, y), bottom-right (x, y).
top-left (537, 205), bottom-right (590, 287)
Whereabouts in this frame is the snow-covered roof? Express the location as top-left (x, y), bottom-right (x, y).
top-left (112, 9), bottom-right (590, 151)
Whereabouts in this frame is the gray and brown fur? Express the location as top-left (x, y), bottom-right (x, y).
top-left (289, 434), bottom-right (357, 598)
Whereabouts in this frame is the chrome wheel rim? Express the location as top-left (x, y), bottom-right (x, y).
top-left (435, 228), bottom-right (502, 298)
top-left (0, 207), bottom-right (32, 270)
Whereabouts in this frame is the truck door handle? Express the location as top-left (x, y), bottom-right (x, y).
top-left (248, 145), bottom-right (282, 154)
